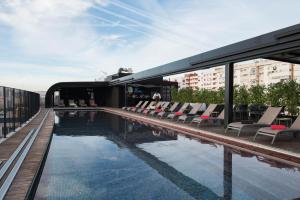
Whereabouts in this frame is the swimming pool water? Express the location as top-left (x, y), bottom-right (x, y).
top-left (35, 111), bottom-right (300, 200)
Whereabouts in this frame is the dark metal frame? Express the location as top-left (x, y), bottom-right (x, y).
top-left (109, 23), bottom-right (300, 126)
top-left (45, 81), bottom-right (109, 108)
top-left (0, 86), bottom-right (40, 138)
top-left (110, 24), bottom-right (300, 85)
top-left (224, 63), bottom-right (234, 126)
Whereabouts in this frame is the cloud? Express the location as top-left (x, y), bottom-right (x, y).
top-left (1, 0), bottom-right (300, 91)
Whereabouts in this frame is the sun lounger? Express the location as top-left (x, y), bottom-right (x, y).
top-left (226, 107), bottom-right (282, 136)
top-left (207, 109), bottom-right (225, 126)
top-left (79, 99), bottom-right (87, 107)
top-left (131, 101), bottom-right (146, 112)
top-left (123, 100), bottom-right (143, 110)
top-left (69, 100), bottom-right (78, 107)
top-left (149, 102), bottom-right (170, 116)
top-left (135, 101), bottom-right (149, 112)
top-left (137, 101), bottom-right (156, 113)
top-left (177, 103), bottom-right (203, 123)
top-left (157, 102), bottom-right (179, 118)
top-left (203, 109), bottom-right (225, 126)
top-left (190, 104), bottom-right (218, 124)
top-left (166, 103), bottom-right (190, 120)
top-left (89, 99), bottom-right (98, 107)
top-left (143, 101), bottom-right (163, 115)
top-left (254, 114), bottom-right (300, 144)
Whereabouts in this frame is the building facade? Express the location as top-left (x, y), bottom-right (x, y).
top-left (173, 59), bottom-right (300, 90)
top-left (179, 73), bottom-right (199, 90)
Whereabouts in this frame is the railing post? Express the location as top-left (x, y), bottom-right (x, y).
top-left (224, 62), bottom-right (234, 127)
top-left (13, 88), bottom-right (15, 131)
top-left (3, 87), bottom-right (6, 138)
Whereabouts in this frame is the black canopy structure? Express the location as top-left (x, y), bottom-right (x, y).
top-left (46, 23), bottom-right (300, 126)
top-left (109, 23), bottom-right (300, 126)
top-left (45, 78), bottom-right (177, 108)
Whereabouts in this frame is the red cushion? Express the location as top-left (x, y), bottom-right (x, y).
top-left (271, 125), bottom-right (286, 130)
top-left (155, 109), bottom-right (161, 112)
top-left (175, 112), bottom-right (183, 116)
top-left (200, 115), bottom-right (209, 119)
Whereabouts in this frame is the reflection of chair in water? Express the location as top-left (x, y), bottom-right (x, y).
top-left (68, 111), bottom-right (78, 117)
top-left (152, 130), bottom-right (161, 137)
top-left (127, 123), bottom-right (133, 133)
top-left (256, 156), bottom-right (297, 171)
top-left (79, 111), bottom-right (87, 118)
top-left (88, 111), bottom-right (96, 122)
top-left (230, 148), bottom-right (254, 158)
top-left (57, 111), bottom-right (65, 118)
top-left (197, 138), bottom-right (218, 148)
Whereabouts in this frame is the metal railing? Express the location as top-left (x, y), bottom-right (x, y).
top-left (0, 86), bottom-right (40, 138)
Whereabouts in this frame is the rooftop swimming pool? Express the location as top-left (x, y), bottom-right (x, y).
top-left (35, 111), bottom-right (300, 200)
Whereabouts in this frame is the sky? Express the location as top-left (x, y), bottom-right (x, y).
top-left (1, 0), bottom-right (300, 91)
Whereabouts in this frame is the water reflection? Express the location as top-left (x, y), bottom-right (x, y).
top-left (40, 111), bottom-right (300, 200)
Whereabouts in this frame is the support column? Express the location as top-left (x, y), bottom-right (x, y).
top-left (223, 147), bottom-right (232, 200)
top-left (52, 93), bottom-right (55, 107)
top-left (224, 62), bottom-right (234, 126)
top-left (124, 83), bottom-right (128, 107)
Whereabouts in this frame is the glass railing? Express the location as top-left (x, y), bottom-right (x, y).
top-left (0, 86), bottom-right (40, 138)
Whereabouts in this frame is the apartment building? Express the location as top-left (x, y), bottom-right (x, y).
top-left (234, 59), bottom-right (300, 86)
top-left (198, 66), bottom-right (225, 90)
top-left (173, 59), bottom-right (300, 90)
top-left (180, 73), bottom-right (199, 90)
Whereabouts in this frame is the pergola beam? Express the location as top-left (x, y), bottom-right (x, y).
top-left (110, 24), bottom-right (300, 85)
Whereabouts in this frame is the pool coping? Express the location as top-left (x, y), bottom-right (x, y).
top-left (102, 107), bottom-right (300, 167)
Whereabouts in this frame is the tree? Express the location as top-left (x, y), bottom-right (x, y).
top-left (248, 85), bottom-right (266, 104)
top-left (215, 87), bottom-right (225, 104)
top-left (234, 85), bottom-right (249, 104)
top-left (177, 87), bottom-right (194, 103)
top-left (282, 80), bottom-right (300, 116)
top-left (171, 87), bottom-right (179, 102)
top-left (266, 82), bottom-right (285, 106)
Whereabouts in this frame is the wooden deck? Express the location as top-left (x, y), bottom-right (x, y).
top-left (0, 108), bottom-right (54, 200)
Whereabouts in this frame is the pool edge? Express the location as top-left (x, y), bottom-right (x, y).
top-left (103, 107), bottom-right (300, 167)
